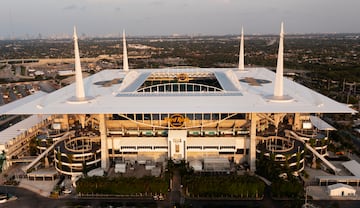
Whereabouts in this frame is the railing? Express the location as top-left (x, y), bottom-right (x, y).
top-left (137, 82), bottom-right (223, 93)
top-left (78, 192), bottom-right (162, 199)
top-left (259, 136), bottom-right (294, 153)
top-left (286, 130), bottom-right (341, 174)
top-left (64, 137), bottom-right (98, 153)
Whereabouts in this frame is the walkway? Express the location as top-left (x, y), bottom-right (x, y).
top-left (286, 130), bottom-right (340, 174)
top-left (22, 131), bottom-right (74, 173)
top-left (170, 170), bottom-right (182, 206)
top-left (18, 178), bottom-right (58, 197)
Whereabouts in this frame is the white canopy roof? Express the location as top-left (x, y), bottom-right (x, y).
top-left (328, 183), bottom-right (355, 191)
top-left (310, 115), bottom-right (336, 131)
top-left (0, 114), bottom-right (50, 146)
top-left (0, 67), bottom-right (356, 115)
top-left (342, 160), bottom-right (360, 177)
top-left (327, 183), bottom-right (356, 193)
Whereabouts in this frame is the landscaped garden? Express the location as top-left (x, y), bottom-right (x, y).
top-left (76, 176), bottom-right (168, 195)
top-left (183, 174), bottom-right (265, 198)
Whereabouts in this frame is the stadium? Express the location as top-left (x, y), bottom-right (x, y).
top-left (0, 24), bottom-right (355, 179)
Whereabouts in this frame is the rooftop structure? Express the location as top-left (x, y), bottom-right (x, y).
top-left (327, 183), bottom-right (356, 197)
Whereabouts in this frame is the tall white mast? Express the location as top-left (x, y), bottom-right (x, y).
top-left (273, 22), bottom-right (284, 97)
top-left (238, 26), bottom-right (245, 71)
top-left (68, 26), bottom-right (93, 103)
top-left (267, 22), bottom-right (293, 102)
top-left (123, 30), bottom-right (129, 72)
top-left (74, 26), bottom-right (85, 99)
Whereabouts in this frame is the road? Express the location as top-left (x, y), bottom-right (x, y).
top-left (0, 186), bottom-right (158, 208)
top-left (3, 185), bottom-right (360, 208)
top-left (0, 186), bottom-right (59, 208)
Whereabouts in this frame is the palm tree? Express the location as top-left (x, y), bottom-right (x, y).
top-left (67, 154), bottom-right (74, 173)
top-left (57, 151), bottom-right (62, 170)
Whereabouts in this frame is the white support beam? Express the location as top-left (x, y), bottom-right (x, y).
top-left (99, 114), bottom-right (109, 170)
top-left (250, 113), bottom-right (258, 172)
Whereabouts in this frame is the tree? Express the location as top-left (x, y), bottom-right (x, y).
top-left (67, 154), bottom-right (74, 173)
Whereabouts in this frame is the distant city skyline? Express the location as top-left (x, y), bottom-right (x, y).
top-left (0, 0), bottom-right (359, 39)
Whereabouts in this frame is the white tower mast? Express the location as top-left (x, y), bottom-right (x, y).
top-left (274, 22), bottom-right (284, 97)
top-left (68, 26), bottom-right (93, 103)
top-left (123, 30), bottom-right (129, 72)
top-left (74, 26), bottom-right (85, 99)
top-left (267, 22), bottom-right (293, 102)
top-left (238, 26), bottom-right (245, 71)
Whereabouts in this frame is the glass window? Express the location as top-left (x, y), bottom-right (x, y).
top-left (159, 85), bottom-right (164, 92)
top-left (187, 85), bottom-right (193, 92)
top-left (232, 113), bottom-right (246, 119)
top-left (173, 84), bottom-right (178, 92)
top-left (180, 83), bottom-right (186, 92)
top-left (166, 85), bottom-right (171, 92)
top-left (136, 114), bottom-right (143, 121)
top-left (186, 114), bottom-right (194, 120)
top-left (152, 114), bottom-right (159, 120)
top-left (212, 113), bottom-right (219, 120)
top-left (161, 114), bottom-right (168, 120)
top-left (144, 114), bottom-right (151, 120)
top-left (221, 114), bottom-right (228, 119)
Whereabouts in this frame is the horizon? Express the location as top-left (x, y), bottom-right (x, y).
top-left (0, 0), bottom-right (359, 39)
top-left (1, 32), bottom-right (360, 41)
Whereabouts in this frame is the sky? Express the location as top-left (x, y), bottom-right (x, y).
top-left (0, 0), bottom-right (359, 38)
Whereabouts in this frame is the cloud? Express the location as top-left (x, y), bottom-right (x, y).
top-left (63, 4), bottom-right (86, 11)
top-left (63, 4), bottom-right (77, 10)
top-left (211, 0), bottom-right (232, 4)
top-left (84, 0), bottom-right (130, 3)
top-left (148, 1), bottom-right (165, 6)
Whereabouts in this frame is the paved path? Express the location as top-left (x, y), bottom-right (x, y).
top-left (169, 170), bottom-right (181, 206)
top-left (18, 179), bottom-right (58, 197)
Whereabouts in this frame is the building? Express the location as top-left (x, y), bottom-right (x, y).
top-left (327, 183), bottom-right (356, 197)
top-left (0, 24), bottom-right (356, 177)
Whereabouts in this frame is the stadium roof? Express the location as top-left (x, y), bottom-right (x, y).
top-left (310, 115), bottom-right (336, 131)
top-left (0, 67), bottom-right (356, 115)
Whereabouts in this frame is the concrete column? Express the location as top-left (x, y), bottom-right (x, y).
top-left (79, 114), bottom-right (86, 128)
top-left (168, 130), bottom-right (187, 161)
top-left (250, 113), bottom-right (258, 172)
top-left (274, 114), bottom-right (281, 133)
top-left (99, 114), bottom-right (109, 170)
top-left (63, 114), bottom-right (69, 130)
top-left (293, 113), bottom-right (301, 130)
top-left (44, 156), bottom-right (49, 168)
